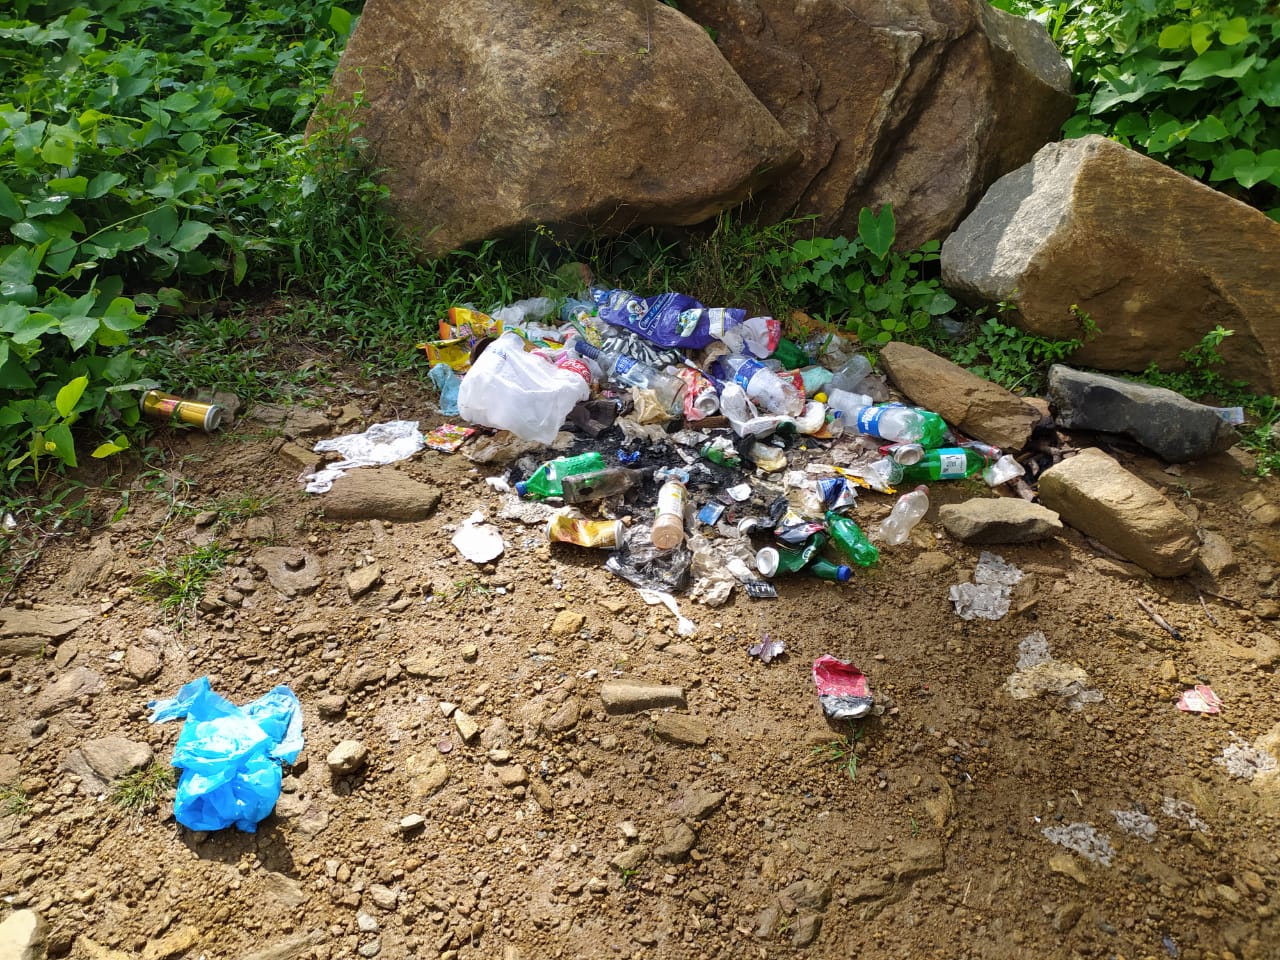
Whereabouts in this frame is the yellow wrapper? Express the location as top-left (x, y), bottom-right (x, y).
top-left (546, 516), bottom-right (623, 549)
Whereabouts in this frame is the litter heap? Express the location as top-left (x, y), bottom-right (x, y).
top-left (418, 285), bottom-right (1030, 607)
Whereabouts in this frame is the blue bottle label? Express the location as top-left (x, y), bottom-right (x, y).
top-left (855, 406), bottom-right (884, 435)
top-left (614, 356), bottom-right (638, 376)
top-left (733, 359), bottom-right (764, 390)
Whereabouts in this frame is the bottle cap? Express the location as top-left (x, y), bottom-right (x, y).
top-left (515, 481), bottom-right (528, 496)
top-left (834, 564), bottom-right (852, 582)
top-left (573, 340), bottom-right (599, 359)
top-left (755, 547), bottom-right (780, 578)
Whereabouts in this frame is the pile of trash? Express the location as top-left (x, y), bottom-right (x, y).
top-left (406, 284), bottom-right (1026, 609)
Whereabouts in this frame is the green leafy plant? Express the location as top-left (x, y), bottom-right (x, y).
top-left (764, 206), bottom-right (956, 345)
top-left (0, 784), bottom-right (32, 817)
top-left (110, 762), bottom-right (176, 812)
top-left (140, 541), bottom-right (233, 620)
top-left (946, 310), bottom-right (1089, 393)
top-left (993, 0), bottom-right (1280, 219)
top-left (810, 724), bottom-right (864, 781)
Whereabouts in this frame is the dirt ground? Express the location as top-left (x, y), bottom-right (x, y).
top-left (2, 365), bottom-right (1279, 960)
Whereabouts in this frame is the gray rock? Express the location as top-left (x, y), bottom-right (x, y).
top-left (322, 470), bottom-right (441, 523)
top-left (346, 563), bottom-right (383, 599)
top-left (778, 878), bottom-right (832, 911)
top-left (878, 342), bottom-right (1042, 450)
top-left (240, 931), bottom-right (326, 960)
top-left (356, 912), bottom-right (379, 934)
top-left (1046, 365), bottom-right (1237, 463)
top-left (34, 666), bottom-right (103, 716)
top-left (248, 402), bottom-right (331, 438)
top-left (1195, 531), bottom-right (1237, 579)
top-left (399, 814), bottom-right (426, 836)
top-left (124, 645), bottom-right (162, 683)
top-left (317, 694), bottom-right (347, 718)
top-left (673, 788), bottom-right (725, 822)
top-left (892, 837), bottom-right (946, 881)
top-left (61, 737), bottom-right (153, 795)
top-left (540, 697), bottom-right (580, 734)
top-left (942, 135), bottom-right (1280, 393)
top-left (367, 884), bottom-right (399, 911)
top-left (790, 913), bottom-right (823, 949)
top-left (939, 498), bottom-right (1063, 544)
top-left (242, 516), bottom-right (276, 541)
top-left (0, 754), bottom-right (19, 785)
top-left (0, 909), bottom-right (47, 960)
top-left (262, 872), bottom-right (309, 909)
top-left (254, 547), bottom-right (324, 596)
top-left (600, 682), bottom-right (686, 714)
top-left (324, 0), bottom-right (798, 258)
top-left (1037, 448), bottom-right (1199, 577)
top-left (326, 740), bottom-right (368, 775)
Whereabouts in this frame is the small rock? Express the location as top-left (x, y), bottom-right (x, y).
top-left (1195, 531), bottom-right (1238, 579)
top-left (1158, 660), bottom-right (1178, 682)
top-left (405, 658), bottom-right (448, 679)
top-left (34, 666), bottom-right (103, 716)
top-left (541, 697), bottom-right (581, 734)
top-left (495, 764), bottom-right (528, 788)
top-left (368, 884), bottom-right (398, 911)
top-left (405, 755), bottom-right (449, 797)
top-left (790, 913), bottom-right (822, 949)
top-left (673, 787), bottom-right (724, 822)
top-left (357, 938), bottom-right (381, 958)
top-left (600, 681), bottom-right (686, 714)
top-left (1048, 852), bottom-right (1090, 886)
top-left (550, 610), bottom-right (586, 637)
top-left (528, 780), bottom-right (554, 812)
top-left (317, 694), bottom-right (348, 718)
top-left (141, 925), bottom-right (199, 960)
top-left (655, 821), bottom-right (697, 862)
top-left (61, 738), bottom-right (153, 795)
top-left (399, 814), bottom-right (426, 836)
top-left (323, 470), bottom-right (442, 522)
top-left (453, 710), bottom-right (480, 743)
top-left (346, 563), bottom-right (383, 598)
top-left (356, 912), bottom-right (379, 933)
top-left (610, 845), bottom-right (650, 872)
top-left (460, 642), bottom-right (479, 662)
top-left (254, 547), bottom-right (324, 597)
top-left (0, 909), bottom-right (47, 960)
top-left (124, 645), bottom-right (162, 683)
top-left (939, 498), bottom-right (1063, 544)
top-left (653, 714), bottom-right (710, 746)
top-left (326, 740), bottom-right (368, 776)
top-left (892, 838), bottom-right (945, 881)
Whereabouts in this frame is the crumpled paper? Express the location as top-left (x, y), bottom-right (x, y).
top-left (451, 511), bottom-right (505, 563)
top-left (304, 420), bottom-right (424, 493)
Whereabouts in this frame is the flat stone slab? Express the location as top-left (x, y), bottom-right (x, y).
top-left (0, 604), bottom-right (95, 656)
top-left (322, 470), bottom-right (441, 522)
top-left (600, 681), bottom-right (687, 714)
top-left (62, 737), bottom-right (154, 795)
top-left (939, 498), bottom-right (1063, 544)
top-left (1037, 448), bottom-right (1198, 577)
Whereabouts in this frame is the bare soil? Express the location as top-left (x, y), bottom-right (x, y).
top-left (2, 367), bottom-right (1279, 960)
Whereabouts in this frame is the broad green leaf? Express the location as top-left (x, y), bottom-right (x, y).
top-left (25, 194), bottom-right (72, 217)
top-left (208, 144), bottom-right (239, 168)
top-left (91, 437), bottom-right (130, 458)
top-left (329, 6), bottom-right (354, 37)
top-left (1210, 147), bottom-right (1280, 188)
top-left (1238, 59), bottom-right (1280, 108)
top-left (43, 422), bottom-right (77, 467)
top-left (0, 359), bottom-right (36, 390)
top-left (46, 176), bottom-right (88, 195)
top-left (1180, 50), bottom-right (1256, 85)
top-left (927, 292), bottom-right (957, 315)
top-left (1218, 17), bottom-right (1249, 46)
top-left (170, 220), bottom-right (215, 252)
top-left (0, 242), bottom-right (49, 284)
top-left (41, 133), bottom-right (77, 168)
top-left (143, 205), bottom-right (179, 243)
top-left (0, 303), bottom-right (27, 331)
top-left (60, 313), bottom-right (99, 350)
top-left (1190, 22), bottom-right (1213, 56)
top-left (43, 238), bottom-right (80, 276)
top-left (0, 183), bottom-right (23, 221)
top-left (86, 226), bottom-right (150, 257)
top-left (55, 375), bottom-right (88, 417)
top-left (0, 283), bottom-right (37, 306)
top-left (162, 91), bottom-right (200, 112)
top-left (1157, 23), bottom-right (1190, 49)
top-left (10, 221), bottom-right (50, 244)
top-left (1188, 115), bottom-right (1231, 142)
top-left (857, 206), bottom-right (895, 260)
top-left (85, 171), bottom-right (126, 199)
top-left (101, 297), bottom-right (147, 332)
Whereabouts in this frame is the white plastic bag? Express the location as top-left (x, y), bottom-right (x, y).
top-left (457, 332), bottom-right (589, 445)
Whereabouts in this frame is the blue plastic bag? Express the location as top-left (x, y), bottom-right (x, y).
top-left (148, 677), bottom-right (303, 833)
top-left (428, 363), bottom-right (460, 416)
top-left (590, 287), bottom-right (746, 350)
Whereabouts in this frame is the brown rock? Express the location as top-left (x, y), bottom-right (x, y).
top-left (254, 547), bottom-right (324, 596)
top-left (1195, 531), bottom-right (1237, 579)
top-left (653, 714), bottom-right (710, 747)
top-left (61, 738), bottom-right (153, 795)
top-left (541, 697), bottom-right (581, 735)
top-left (681, 0), bottom-right (1072, 248)
top-left (124, 645), bottom-right (162, 683)
top-left (323, 0), bottom-right (798, 257)
top-left (600, 681), bottom-right (686, 714)
top-left (34, 667), bottom-right (103, 717)
top-left (323, 470), bottom-right (441, 522)
top-left (550, 610), bottom-right (586, 637)
top-left (655, 821), bottom-right (697, 862)
top-left (141, 925), bottom-right (199, 960)
top-left (939, 498), bottom-right (1063, 544)
top-left (878, 342), bottom-right (1042, 449)
top-left (943, 135), bottom-right (1280, 393)
top-left (1037, 448), bottom-right (1199, 577)
top-left (0, 604), bottom-right (94, 657)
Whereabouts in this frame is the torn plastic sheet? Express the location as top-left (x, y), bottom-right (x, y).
top-left (1112, 809), bottom-right (1157, 841)
top-left (812, 654), bottom-right (874, 720)
top-left (1176, 684), bottom-right (1223, 714)
top-left (748, 636), bottom-right (785, 663)
top-left (950, 551), bottom-right (1024, 620)
top-left (606, 525), bottom-right (692, 593)
top-left (636, 589), bottom-right (697, 636)
top-left (451, 511), bottom-right (505, 563)
top-left (1216, 734), bottom-right (1279, 781)
top-left (1005, 632), bottom-right (1102, 710)
top-left (304, 420), bottom-right (425, 493)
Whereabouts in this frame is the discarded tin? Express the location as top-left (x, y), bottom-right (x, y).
top-left (140, 390), bottom-right (224, 432)
top-left (812, 654), bottom-right (874, 720)
top-left (546, 515), bottom-right (623, 549)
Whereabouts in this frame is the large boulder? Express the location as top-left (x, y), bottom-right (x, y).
top-left (942, 136), bottom-right (1280, 393)
top-left (679, 0), bottom-right (1073, 248)
top-left (323, 0), bottom-right (798, 257)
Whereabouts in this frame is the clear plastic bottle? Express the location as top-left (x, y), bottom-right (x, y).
top-left (822, 388), bottom-right (874, 422)
top-left (560, 467), bottom-right (647, 504)
top-left (829, 354), bottom-right (872, 393)
top-left (651, 479), bottom-right (688, 550)
top-left (716, 356), bottom-right (803, 416)
top-left (516, 451), bottom-right (607, 499)
top-left (849, 404), bottom-right (948, 447)
top-left (874, 485), bottom-right (929, 545)
top-left (572, 340), bottom-right (684, 410)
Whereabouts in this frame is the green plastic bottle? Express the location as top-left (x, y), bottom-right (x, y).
top-left (516, 451), bottom-right (607, 499)
top-left (807, 558), bottom-right (853, 582)
top-left (896, 446), bottom-right (990, 483)
top-left (824, 511), bottom-right (879, 567)
top-left (915, 410), bottom-right (950, 448)
top-left (769, 337), bottom-right (810, 370)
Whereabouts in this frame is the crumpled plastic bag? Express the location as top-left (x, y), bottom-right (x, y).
top-left (148, 677), bottom-right (303, 833)
top-left (304, 420), bottom-right (425, 494)
top-left (457, 332), bottom-right (589, 444)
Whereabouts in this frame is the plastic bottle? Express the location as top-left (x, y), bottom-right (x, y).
top-left (651, 479), bottom-right (688, 550)
top-left (720, 315), bottom-right (781, 358)
top-left (875, 485), bottom-right (929, 546)
top-left (896, 446), bottom-right (991, 483)
top-left (560, 467), bottom-right (648, 504)
top-left (824, 511), bottom-right (880, 567)
top-left (807, 558), bottom-right (854, 582)
top-left (717, 356), bottom-right (803, 416)
top-left (700, 442), bottom-right (741, 468)
top-left (822, 388), bottom-right (874, 422)
top-left (848, 404), bottom-right (948, 447)
top-left (829, 354), bottom-right (872, 393)
top-left (516, 451), bottom-right (607, 499)
top-left (767, 336), bottom-right (809, 370)
top-left (572, 340), bottom-right (684, 410)
top-left (756, 534), bottom-right (827, 576)
top-left (982, 453), bottom-right (1025, 487)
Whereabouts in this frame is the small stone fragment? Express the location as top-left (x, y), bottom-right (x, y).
top-left (653, 714), bottom-right (710, 746)
top-left (346, 563), bottom-right (383, 598)
top-left (326, 740), bottom-right (368, 775)
top-left (600, 682), bottom-right (686, 714)
top-left (550, 610), bottom-right (586, 636)
top-left (453, 710), bottom-right (480, 742)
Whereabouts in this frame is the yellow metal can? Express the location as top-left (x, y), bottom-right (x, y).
top-left (140, 390), bottom-right (225, 432)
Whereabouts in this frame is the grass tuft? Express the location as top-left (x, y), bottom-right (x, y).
top-left (111, 763), bottom-right (177, 813)
top-left (141, 542), bottom-right (234, 621)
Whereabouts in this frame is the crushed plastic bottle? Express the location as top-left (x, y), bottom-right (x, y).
top-left (713, 356), bottom-right (804, 417)
top-left (516, 452), bottom-right (607, 500)
top-left (983, 453), bottom-right (1025, 487)
top-left (896, 446), bottom-right (992, 483)
top-left (824, 511), bottom-right (879, 567)
top-left (560, 467), bottom-right (647, 504)
top-left (874, 485), bottom-right (929, 545)
top-left (828, 354), bottom-right (872, 393)
top-left (573, 340), bottom-right (684, 411)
